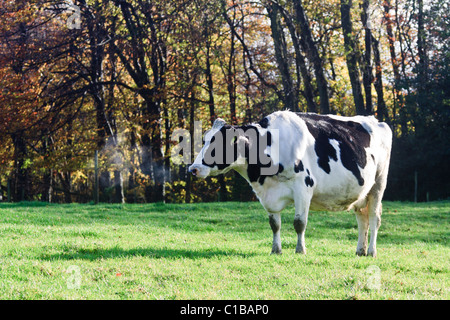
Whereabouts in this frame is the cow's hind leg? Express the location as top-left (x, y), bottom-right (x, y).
top-left (268, 213), bottom-right (282, 254)
top-left (367, 196), bottom-right (382, 257)
top-left (366, 161), bottom-right (389, 257)
top-left (355, 206), bottom-right (369, 256)
top-left (355, 188), bottom-right (383, 257)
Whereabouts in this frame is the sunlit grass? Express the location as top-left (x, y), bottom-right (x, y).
top-left (0, 201), bottom-right (448, 299)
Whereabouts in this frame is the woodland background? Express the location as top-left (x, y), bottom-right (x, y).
top-left (0, 0), bottom-right (448, 204)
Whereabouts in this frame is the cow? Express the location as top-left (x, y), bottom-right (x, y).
top-left (188, 111), bottom-right (392, 257)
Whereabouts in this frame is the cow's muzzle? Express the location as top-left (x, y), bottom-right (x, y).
top-left (188, 164), bottom-right (210, 178)
top-left (188, 166), bottom-right (199, 176)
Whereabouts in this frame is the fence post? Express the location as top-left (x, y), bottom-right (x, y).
top-left (94, 150), bottom-right (99, 204)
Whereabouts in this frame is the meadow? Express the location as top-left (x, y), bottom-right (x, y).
top-left (0, 201), bottom-right (448, 300)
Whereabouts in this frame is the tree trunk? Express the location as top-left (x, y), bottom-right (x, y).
top-left (127, 129), bottom-right (138, 203)
top-left (185, 81), bottom-right (197, 203)
top-left (393, 0), bottom-right (408, 135)
top-left (42, 169), bottom-right (53, 203)
top-left (113, 170), bottom-right (124, 203)
top-left (417, 0), bottom-right (428, 107)
top-left (371, 35), bottom-right (389, 123)
top-left (242, 25), bottom-right (254, 118)
top-left (277, 4), bottom-right (317, 113)
top-left (58, 172), bottom-right (71, 203)
top-left (268, 4), bottom-right (298, 112)
top-left (85, 0), bottom-right (110, 202)
top-left (112, 1), bottom-right (166, 203)
top-left (205, 40), bottom-right (216, 124)
top-left (221, 0), bottom-right (284, 105)
top-left (361, 0), bottom-right (373, 115)
top-left (292, 0), bottom-right (330, 114)
top-left (340, 0), bottom-right (366, 115)
top-left (12, 133), bottom-right (29, 202)
top-left (164, 105), bottom-right (171, 185)
top-left (141, 94), bottom-right (165, 203)
top-left (40, 134), bottom-right (53, 202)
top-left (383, 0), bottom-right (403, 130)
top-left (225, 11), bottom-right (238, 125)
top-left (176, 106), bottom-right (188, 183)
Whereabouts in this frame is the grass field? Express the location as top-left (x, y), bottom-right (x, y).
top-left (0, 200), bottom-right (448, 300)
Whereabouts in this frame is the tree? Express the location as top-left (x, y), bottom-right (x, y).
top-left (276, 1), bottom-right (317, 113)
top-left (291, 0), bottom-right (330, 114)
top-left (0, 0), bottom-right (448, 203)
top-left (109, 0), bottom-right (175, 202)
top-left (340, 0), bottom-right (365, 115)
top-left (360, 0), bottom-right (373, 115)
top-left (267, 2), bottom-right (298, 111)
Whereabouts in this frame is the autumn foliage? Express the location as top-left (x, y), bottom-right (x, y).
top-left (0, 0), bottom-right (448, 203)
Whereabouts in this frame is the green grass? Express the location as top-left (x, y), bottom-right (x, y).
top-left (0, 200), bottom-right (448, 299)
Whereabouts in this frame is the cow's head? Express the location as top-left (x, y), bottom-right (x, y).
top-left (189, 118), bottom-right (279, 180)
top-left (188, 118), bottom-right (249, 178)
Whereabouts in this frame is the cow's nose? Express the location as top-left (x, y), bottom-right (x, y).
top-left (188, 166), bottom-right (199, 176)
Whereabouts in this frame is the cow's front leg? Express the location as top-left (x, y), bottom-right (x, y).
top-left (294, 213), bottom-right (308, 254)
top-left (294, 196), bottom-right (311, 254)
top-left (268, 213), bottom-right (282, 254)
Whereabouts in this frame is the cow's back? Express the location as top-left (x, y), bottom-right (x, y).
top-left (261, 111), bottom-right (392, 212)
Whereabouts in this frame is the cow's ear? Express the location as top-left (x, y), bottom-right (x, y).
top-left (212, 118), bottom-right (226, 129)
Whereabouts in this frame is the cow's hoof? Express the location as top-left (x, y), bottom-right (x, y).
top-left (295, 248), bottom-right (306, 254)
top-left (271, 249), bottom-right (282, 255)
top-left (367, 249), bottom-right (377, 258)
top-left (356, 248), bottom-right (367, 256)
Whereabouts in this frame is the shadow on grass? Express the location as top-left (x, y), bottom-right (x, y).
top-left (40, 247), bottom-right (255, 261)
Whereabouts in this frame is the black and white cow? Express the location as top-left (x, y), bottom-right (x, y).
top-left (189, 111), bottom-right (392, 257)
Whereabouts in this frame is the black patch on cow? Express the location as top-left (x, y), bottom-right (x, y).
top-left (294, 159), bottom-right (304, 173)
top-left (258, 117), bottom-right (269, 128)
top-left (258, 175), bottom-right (267, 185)
top-left (266, 131), bottom-right (272, 146)
top-left (240, 124), bottom-right (282, 185)
top-left (258, 162), bottom-right (284, 185)
top-left (269, 214), bottom-right (280, 233)
top-left (306, 169), bottom-right (310, 175)
top-left (202, 122), bottom-right (282, 185)
top-left (296, 113), bottom-right (371, 186)
top-left (305, 176), bottom-right (314, 187)
top-left (247, 162), bottom-right (261, 182)
top-left (202, 125), bottom-right (235, 170)
top-left (293, 217), bottom-right (306, 234)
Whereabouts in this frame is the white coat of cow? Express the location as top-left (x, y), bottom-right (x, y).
top-left (189, 111), bottom-right (392, 257)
